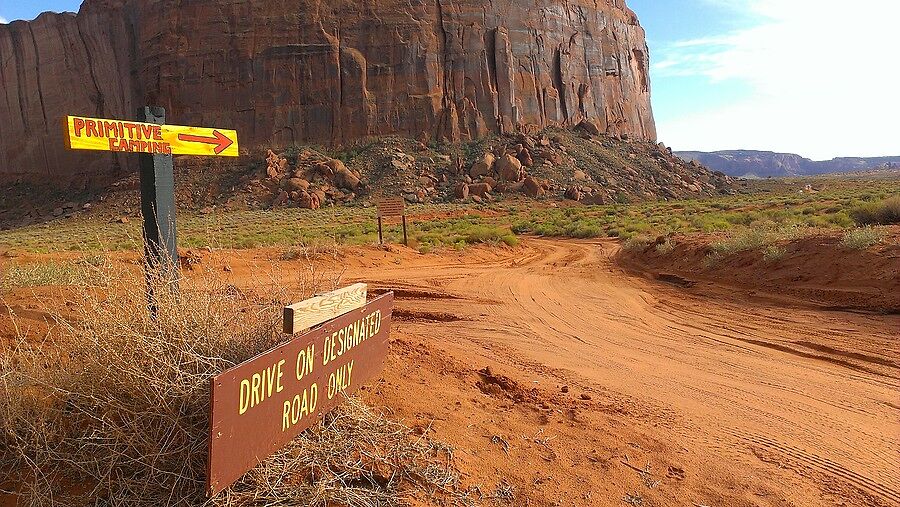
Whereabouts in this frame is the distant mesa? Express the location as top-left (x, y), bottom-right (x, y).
top-left (675, 150), bottom-right (900, 178)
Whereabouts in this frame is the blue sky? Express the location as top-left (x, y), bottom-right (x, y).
top-left (1, 0), bottom-right (897, 159)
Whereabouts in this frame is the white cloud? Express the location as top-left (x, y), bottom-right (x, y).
top-left (653, 0), bottom-right (900, 159)
top-left (0, 16), bottom-right (8, 24)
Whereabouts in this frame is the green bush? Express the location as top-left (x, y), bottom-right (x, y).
top-left (841, 227), bottom-right (884, 250)
top-left (849, 195), bottom-right (900, 226)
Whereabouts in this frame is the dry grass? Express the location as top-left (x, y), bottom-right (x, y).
top-left (0, 255), bottom-right (116, 290)
top-left (841, 227), bottom-right (885, 250)
top-left (1, 260), bottom-right (469, 506)
top-left (850, 195), bottom-right (900, 226)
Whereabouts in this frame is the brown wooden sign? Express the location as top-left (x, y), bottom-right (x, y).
top-left (207, 293), bottom-right (394, 496)
top-left (376, 197), bottom-right (409, 245)
top-left (376, 197), bottom-right (405, 218)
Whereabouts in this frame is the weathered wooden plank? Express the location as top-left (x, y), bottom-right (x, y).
top-left (282, 283), bottom-right (368, 335)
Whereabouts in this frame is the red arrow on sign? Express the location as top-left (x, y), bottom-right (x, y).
top-left (177, 130), bottom-right (234, 155)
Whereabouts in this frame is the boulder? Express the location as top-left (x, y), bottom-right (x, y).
top-left (564, 186), bottom-right (583, 201)
top-left (283, 177), bottom-right (310, 192)
top-left (469, 182), bottom-right (493, 197)
top-left (313, 161), bottom-right (334, 177)
top-left (573, 169), bottom-right (589, 181)
top-left (469, 153), bottom-right (496, 179)
top-left (576, 119), bottom-right (602, 136)
top-left (522, 176), bottom-right (544, 198)
top-left (332, 165), bottom-right (361, 191)
top-left (518, 134), bottom-right (536, 151)
top-left (297, 191), bottom-right (321, 210)
top-left (517, 148), bottom-right (534, 168)
top-left (454, 182), bottom-right (470, 199)
top-left (496, 154), bottom-right (524, 182)
top-left (266, 150), bottom-right (288, 179)
top-left (273, 190), bottom-right (290, 207)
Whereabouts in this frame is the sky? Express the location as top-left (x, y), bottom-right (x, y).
top-left (1, 0), bottom-right (897, 160)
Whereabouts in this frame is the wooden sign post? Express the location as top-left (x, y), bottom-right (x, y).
top-left (137, 107), bottom-right (179, 291)
top-left (63, 108), bottom-right (239, 307)
top-left (208, 289), bottom-right (393, 496)
top-left (376, 197), bottom-right (409, 246)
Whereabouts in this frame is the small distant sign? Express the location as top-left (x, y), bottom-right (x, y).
top-left (64, 115), bottom-right (239, 157)
top-left (376, 197), bottom-right (410, 245)
top-left (207, 292), bottom-right (394, 496)
top-left (376, 197), bottom-right (406, 218)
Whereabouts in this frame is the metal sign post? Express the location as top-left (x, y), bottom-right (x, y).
top-left (137, 107), bottom-right (179, 293)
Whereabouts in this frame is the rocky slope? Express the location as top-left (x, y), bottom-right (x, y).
top-left (0, 0), bottom-right (655, 187)
top-left (0, 128), bottom-right (734, 228)
top-left (676, 150), bottom-right (900, 178)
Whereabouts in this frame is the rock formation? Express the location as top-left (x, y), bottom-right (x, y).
top-left (0, 0), bottom-right (656, 186)
top-left (676, 150), bottom-right (900, 178)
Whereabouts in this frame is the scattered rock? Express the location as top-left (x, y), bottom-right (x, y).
top-left (580, 393), bottom-right (592, 401)
top-left (273, 191), bottom-right (290, 207)
top-left (522, 176), bottom-right (544, 198)
top-left (296, 190), bottom-right (321, 210)
top-left (330, 160), bottom-right (361, 191)
top-left (469, 182), bottom-right (493, 197)
top-left (469, 153), bottom-right (496, 179)
top-left (454, 182), bottom-right (470, 199)
top-left (179, 250), bottom-right (202, 271)
top-left (283, 177), bottom-right (310, 192)
top-left (576, 119), bottom-right (602, 136)
top-left (266, 150), bottom-right (288, 179)
top-left (496, 154), bottom-right (525, 182)
top-left (517, 147), bottom-right (534, 167)
top-left (573, 169), bottom-right (589, 181)
top-left (564, 186), bottom-right (582, 201)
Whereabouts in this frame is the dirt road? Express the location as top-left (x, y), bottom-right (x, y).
top-left (334, 238), bottom-right (899, 506)
top-left (3, 237), bottom-right (896, 505)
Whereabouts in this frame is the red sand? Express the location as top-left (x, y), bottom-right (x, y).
top-left (2, 237), bottom-right (898, 506)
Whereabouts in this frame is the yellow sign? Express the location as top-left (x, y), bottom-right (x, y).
top-left (63, 115), bottom-right (239, 157)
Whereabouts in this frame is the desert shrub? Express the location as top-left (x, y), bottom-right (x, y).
top-left (623, 235), bottom-right (652, 252)
top-left (655, 238), bottom-right (676, 254)
top-left (762, 244), bottom-right (786, 262)
top-left (1, 256), bottom-right (115, 289)
top-left (841, 227), bottom-right (884, 250)
top-left (0, 265), bottom-right (466, 505)
top-left (849, 195), bottom-right (900, 226)
top-left (710, 227), bottom-right (771, 256)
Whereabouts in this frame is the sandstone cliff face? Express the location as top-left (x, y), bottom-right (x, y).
top-left (0, 0), bottom-right (655, 185)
